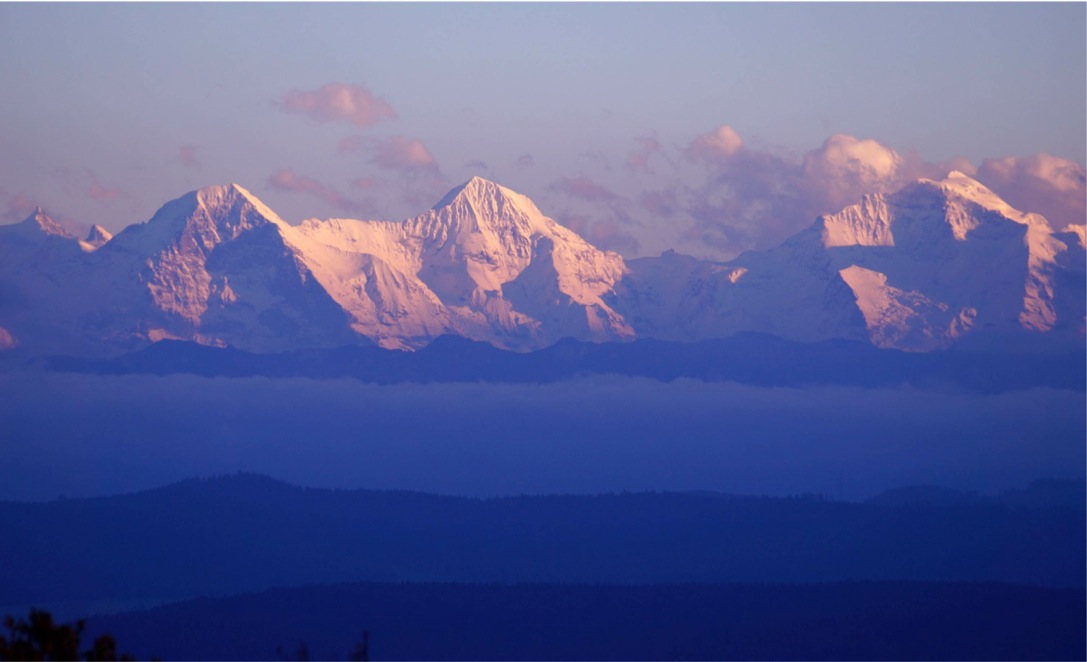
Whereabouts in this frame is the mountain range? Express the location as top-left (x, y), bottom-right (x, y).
top-left (1, 172), bottom-right (1082, 356)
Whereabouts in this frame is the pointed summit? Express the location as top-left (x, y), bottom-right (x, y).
top-left (20, 207), bottom-right (73, 238)
top-left (86, 224), bottom-right (113, 244)
top-left (188, 183), bottom-right (285, 226)
top-left (913, 170), bottom-right (1047, 228)
top-left (431, 176), bottom-right (544, 220)
top-left (432, 176), bottom-right (493, 209)
top-left (83, 224), bottom-right (113, 249)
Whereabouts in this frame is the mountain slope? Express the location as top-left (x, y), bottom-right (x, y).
top-left (614, 171), bottom-right (1085, 351)
top-left (0, 173), bottom-right (1081, 355)
top-left (284, 177), bottom-right (631, 349)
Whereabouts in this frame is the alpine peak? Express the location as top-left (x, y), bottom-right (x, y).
top-left (431, 176), bottom-right (543, 219)
top-left (0, 170), bottom-right (1081, 357)
top-left (914, 170), bottom-right (1047, 227)
top-left (189, 183), bottom-right (283, 222)
top-left (20, 206), bottom-right (73, 238)
top-left (84, 224), bottom-right (113, 247)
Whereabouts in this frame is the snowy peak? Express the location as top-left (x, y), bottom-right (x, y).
top-left (80, 224), bottom-right (113, 252)
top-left (432, 176), bottom-right (536, 213)
top-left (914, 170), bottom-right (1048, 229)
top-left (820, 170), bottom-right (1046, 249)
top-left (1, 172), bottom-right (1080, 357)
top-left (19, 207), bottom-right (73, 239)
top-left (85, 224), bottom-right (113, 246)
top-left (196, 183), bottom-right (286, 227)
top-left (281, 177), bottom-right (631, 349)
top-left (430, 176), bottom-right (547, 232)
top-left (110, 184), bottom-right (284, 255)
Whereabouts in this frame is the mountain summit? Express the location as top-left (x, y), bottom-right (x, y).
top-left (286, 176), bottom-right (631, 349)
top-left (0, 173), bottom-right (1081, 356)
top-left (616, 170), bottom-right (1085, 351)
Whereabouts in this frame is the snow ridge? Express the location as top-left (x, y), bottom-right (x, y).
top-left (0, 172), bottom-right (1082, 356)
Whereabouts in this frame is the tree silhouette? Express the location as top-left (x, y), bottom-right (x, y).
top-left (348, 631), bottom-right (369, 662)
top-left (0, 609), bottom-right (135, 661)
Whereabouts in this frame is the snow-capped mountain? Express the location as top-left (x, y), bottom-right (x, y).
top-left (280, 177), bottom-right (631, 350)
top-left (614, 171), bottom-right (1085, 352)
top-left (0, 173), bottom-right (1082, 356)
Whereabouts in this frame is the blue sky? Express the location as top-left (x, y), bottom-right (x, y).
top-left (1, 2), bottom-right (1083, 259)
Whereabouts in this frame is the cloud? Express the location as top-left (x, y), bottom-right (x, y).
top-left (337, 135), bottom-right (367, 155)
top-left (266, 168), bottom-right (362, 213)
top-left (548, 176), bottom-right (619, 204)
top-left (372, 136), bottom-right (440, 174)
top-left (340, 136), bottom-right (446, 212)
top-left (2, 192), bottom-right (38, 222)
top-left (555, 210), bottom-right (641, 255)
top-left (278, 83), bottom-right (396, 129)
top-left (515, 154), bottom-right (536, 169)
top-left (86, 170), bottom-right (122, 203)
top-left (638, 188), bottom-right (680, 217)
top-left (0, 189), bottom-right (87, 236)
top-left (975, 154), bottom-right (1086, 230)
top-left (342, 135), bottom-right (440, 177)
top-left (176, 145), bottom-right (200, 170)
top-left (546, 175), bottom-right (642, 254)
top-left (799, 134), bottom-right (904, 211)
top-left (626, 137), bottom-right (665, 174)
top-left (684, 125), bottom-right (744, 163)
top-left (670, 127), bottom-right (928, 256)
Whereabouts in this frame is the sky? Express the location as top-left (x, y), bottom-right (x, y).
top-left (0, 2), bottom-right (1084, 260)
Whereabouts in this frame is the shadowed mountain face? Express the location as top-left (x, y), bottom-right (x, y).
top-left (0, 173), bottom-right (1082, 356)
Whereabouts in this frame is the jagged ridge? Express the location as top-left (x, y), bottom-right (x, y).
top-left (0, 173), bottom-right (1082, 356)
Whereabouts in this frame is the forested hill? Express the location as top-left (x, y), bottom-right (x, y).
top-left (2, 474), bottom-right (1082, 617)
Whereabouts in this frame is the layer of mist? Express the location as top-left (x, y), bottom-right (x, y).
top-left (1, 372), bottom-right (1082, 502)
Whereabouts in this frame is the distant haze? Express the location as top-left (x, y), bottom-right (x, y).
top-left (1, 372), bottom-right (1081, 502)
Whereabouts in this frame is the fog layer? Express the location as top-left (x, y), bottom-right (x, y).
top-left (1, 373), bottom-right (1082, 501)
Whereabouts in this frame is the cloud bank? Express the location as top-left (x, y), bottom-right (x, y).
top-left (0, 373), bottom-right (1081, 502)
top-left (543, 125), bottom-right (1085, 260)
top-left (279, 83), bottom-right (396, 129)
top-left (975, 154), bottom-right (1086, 230)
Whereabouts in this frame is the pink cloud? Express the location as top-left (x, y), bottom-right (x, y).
top-left (684, 125), bottom-right (744, 163)
top-left (554, 210), bottom-right (640, 255)
top-left (86, 170), bottom-right (122, 203)
top-left (799, 134), bottom-right (903, 211)
top-left (3, 193), bottom-right (38, 222)
top-left (672, 127), bottom-right (1086, 258)
top-left (548, 176), bottom-right (619, 203)
top-left (638, 188), bottom-right (679, 217)
top-left (371, 136), bottom-right (439, 173)
top-left (668, 128), bottom-right (917, 255)
top-left (176, 145), bottom-right (200, 169)
top-left (351, 177), bottom-right (377, 191)
top-left (975, 153), bottom-right (1086, 229)
top-left (626, 137), bottom-right (665, 173)
top-left (337, 135), bottom-right (366, 155)
top-left (279, 83), bottom-right (396, 129)
top-left (0, 190), bottom-right (87, 236)
top-left (342, 135), bottom-right (441, 175)
top-left (266, 169), bottom-right (361, 213)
